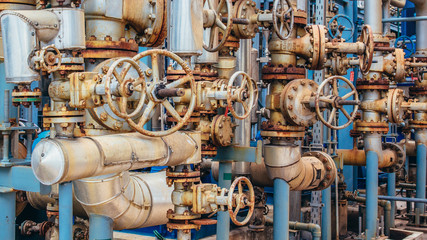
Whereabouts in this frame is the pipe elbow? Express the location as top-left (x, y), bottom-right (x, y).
top-left (390, 0), bottom-right (406, 8)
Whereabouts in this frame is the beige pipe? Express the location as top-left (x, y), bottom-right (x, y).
top-left (74, 171), bottom-right (172, 230)
top-left (31, 131), bottom-right (201, 185)
top-left (390, 0), bottom-right (406, 8)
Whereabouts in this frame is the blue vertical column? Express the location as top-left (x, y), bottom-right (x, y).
top-left (366, 151), bottom-right (379, 239)
top-left (415, 143), bottom-right (426, 220)
top-left (321, 187), bottom-right (331, 240)
top-left (89, 214), bottom-right (113, 240)
top-left (0, 191), bottom-right (16, 239)
top-left (387, 173), bottom-right (396, 228)
top-left (217, 161), bottom-right (232, 240)
top-left (273, 178), bottom-right (290, 240)
top-left (59, 182), bottom-right (73, 240)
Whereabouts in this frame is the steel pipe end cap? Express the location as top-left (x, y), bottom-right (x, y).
top-left (31, 139), bottom-right (65, 185)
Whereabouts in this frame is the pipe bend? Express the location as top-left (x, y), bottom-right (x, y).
top-left (390, 0), bottom-right (406, 8)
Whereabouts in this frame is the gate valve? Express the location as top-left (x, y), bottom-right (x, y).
top-left (272, 0), bottom-right (294, 40)
top-left (227, 71), bottom-right (258, 120)
top-left (228, 176), bottom-right (255, 226)
top-left (33, 44), bottom-right (62, 73)
top-left (314, 76), bottom-right (360, 130)
top-left (203, 0), bottom-right (233, 52)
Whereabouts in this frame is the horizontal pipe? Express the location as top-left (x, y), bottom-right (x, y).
top-left (359, 194), bottom-right (427, 203)
top-left (382, 16), bottom-right (427, 22)
top-left (390, 0), bottom-right (406, 8)
top-left (31, 131), bottom-right (201, 185)
top-left (265, 216), bottom-right (321, 240)
top-left (74, 171), bottom-right (173, 230)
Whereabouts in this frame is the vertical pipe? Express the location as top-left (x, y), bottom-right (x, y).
top-left (4, 90), bottom-right (9, 123)
top-left (25, 132), bottom-right (32, 161)
top-left (321, 187), bottom-right (331, 240)
top-left (89, 214), bottom-right (113, 240)
top-left (364, 0), bottom-right (383, 34)
top-left (415, 143), bottom-right (426, 219)
top-left (1, 134), bottom-right (9, 162)
top-left (274, 179), bottom-right (290, 240)
top-left (384, 202), bottom-right (391, 236)
top-left (59, 182), bottom-right (73, 240)
top-left (0, 191), bottom-right (16, 240)
top-left (387, 173), bottom-right (396, 227)
top-left (366, 151), bottom-right (379, 239)
top-left (216, 161), bottom-right (232, 239)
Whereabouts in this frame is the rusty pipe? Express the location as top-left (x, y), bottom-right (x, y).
top-left (74, 171), bottom-right (173, 230)
top-left (31, 131), bottom-right (201, 185)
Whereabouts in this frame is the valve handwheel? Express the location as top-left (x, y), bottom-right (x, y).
top-left (315, 76), bottom-right (360, 130)
top-left (228, 177), bottom-right (255, 226)
top-left (104, 57), bottom-right (147, 119)
top-left (124, 49), bottom-right (196, 137)
top-left (395, 35), bottom-right (415, 57)
top-left (203, 0), bottom-right (233, 52)
top-left (227, 71), bottom-right (256, 120)
top-left (328, 14), bottom-right (355, 42)
top-left (359, 25), bottom-right (374, 75)
top-left (272, 0), bottom-right (294, 40)
top-left (39, 44), bottom-right (62, 73)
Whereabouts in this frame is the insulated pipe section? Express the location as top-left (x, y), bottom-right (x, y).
top-left (31, 131), bottom-right (201, 185)
top-left (74, 171), bottom-right (173, 230)
top-left (410, 0), bottom-right (427, 52)
top-left (364, 0), bottom-right (383, 34)
top-left (337, 142), bottom-right (405, 173)
top-left (263, 145), bottom-right (337, 191)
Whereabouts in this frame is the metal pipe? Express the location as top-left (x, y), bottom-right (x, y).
top-left (387, 173), bottom-right (396, 227)
top-left (359, 194), bottom-right (427, 203)
top-left (74, 171), bottom-right (173, 230)
top-left (0, 191), bottom-right (15, 239)
top-left (391, 0), bottom-right (406, 7)
top-left (409, 0), bottom-right (427, 51)
top-left (382, 16), bottom-right (427, 22)
top-left (321, 187), bottom-right (331, 240)
top-left (365, 0), bottom-right (383, 34)
top-left (216, 161), bottom-right (232, 239)
top-left (383, 0), bottom-right (391, 35)
top-left (4, 90), bottom-right (9, 123)
top-left (366, 150), bottom-right (379, 239)
top-left (415, 141), bottom-right (426, 219)
top-left (31, 131), bottom-right (201, 185)
top-left (289, 221), bottom-right (321, 240)
top-left (2, 133), bottom-right (9, 162)
top-left (274, 179), bottom-right (290, 240)
top-left (89, 214), bottom-right (113, 240)
top-left (59, 182), bottom-right (73, 240)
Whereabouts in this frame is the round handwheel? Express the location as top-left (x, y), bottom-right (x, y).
top-left (328, 14), bottom-right (355, 42)
top-left (104, 58), bottom-right (147, 119)
top-left (395, 35), bottom-right (415, 57)
top-left (124, 49), bottom-right (196, 137)
top-left (272, 0), bottom-right (294, 40)
top-left (315, 76), bottom-right (360, 130)
top-left (39, 44), bottom-right (62, 73)
top-left (228, 177), bottom-right (255, 226)
top-left (227, 71), bottom-right (256, 120)
top-left (359, 25), bottom-right (374, 75)
top-left (203, 0), bottom-right (233, 52)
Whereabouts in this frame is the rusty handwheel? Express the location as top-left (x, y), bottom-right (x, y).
top-left (272, 0), bottom-right (294, 40)
top-left (203, 0), bottom-right (233, 52)
top-left (123, 49), bottom-right (196, 137)
top-left (39, 44), bottom-right (62, 73)
top-left (227, 71), bottom-right (256, 120)
top-left (315, 76), bottom-right (360, 130)
top-left (228, 176), bottom-right (255, 226)
top-left (104, 57), bottom-right (147, 119)
top-left (359, 25), bottom-right (374, 75)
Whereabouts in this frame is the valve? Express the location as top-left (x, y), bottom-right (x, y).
top-left (228, 176), bottom-right (255, 226)
top-left (328, 14), bottom-right (355, 42)
top-left (395, 35), bottom-right (415, 57)
top-left (103, 58), bottom-right (147, 119)
top-left (227, 71), bottom-right (257, 120)
top-left (359, 25), bottom-right (374, 75)
top-left (34, 44), bottom-right (62, 73)
top-left (203, 0), bottom-right (233, 52)
top-left (315, 76), bottom-right (360, 130)
top-left (272, 0), bottom-right (294, 40)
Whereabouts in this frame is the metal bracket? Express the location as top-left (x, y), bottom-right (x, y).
top-left (214, 140), bottom-right (262, 164)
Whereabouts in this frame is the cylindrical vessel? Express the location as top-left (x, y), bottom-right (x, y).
top-left (31, 131), bottom-right (201, 185)
top-left (168, 0), bottom-right (203, 56)
top-left (74, 171), bottom-right (173, 230)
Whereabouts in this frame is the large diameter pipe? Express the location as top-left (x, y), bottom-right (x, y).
top-left (364, 0), bottom-right (383, 34)
top-left (74, 171), bottom-right (173, 230)
top-left (415, 130), bottom-right (427, 218)
top-left (31, 131), bottom-right (201, 185)
top-left (410, 0), bottom-right (427, 51)
top-left (274, 179), bottom-right (290, 240)
top-left (59, 182), bottom-right (73, 240)
top-left (390, 0), bottom-right (406, 8)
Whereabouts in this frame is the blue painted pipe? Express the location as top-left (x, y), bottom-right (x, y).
top-left (321, 187), bottom-right (331, 240)
top-left (59, 182), bottom-right (73, 240)
top-left (89, 214), bottom-right (113, 240)
top-left (0, 191), bottom-right (15, 239)
top-left (217, 161), bottom-right (232, 240)
top-left (416, 143), bottom-right (426, 217)
top-left (274, 178), bottom-right (290, 240)
top-left (366, 151), bottom-right (379, 239)
top-left (387, 173), bottom-right (396, 227)
top-left (359, 194), bottom-right (427, 203)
